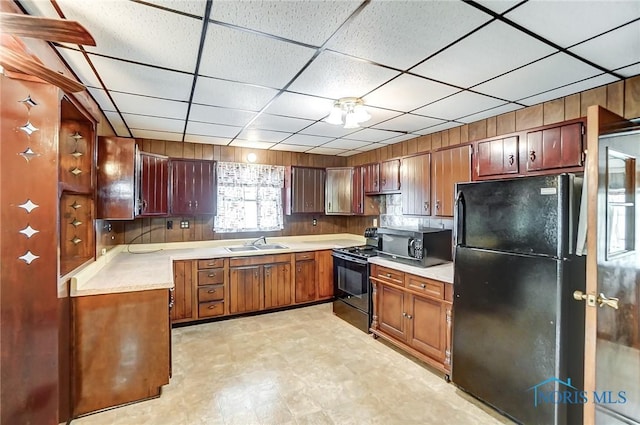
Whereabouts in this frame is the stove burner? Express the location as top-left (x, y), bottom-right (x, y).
top-left (335, 245), bottom-right (378, 258)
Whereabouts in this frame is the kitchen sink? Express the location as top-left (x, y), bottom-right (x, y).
top-left (225, 246), bottom-right (259, 252)
top-left (255, 244), bottom-right (288, 250)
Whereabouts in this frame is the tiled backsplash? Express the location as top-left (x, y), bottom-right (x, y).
top-left (379, 194), bottom-right (454, 230)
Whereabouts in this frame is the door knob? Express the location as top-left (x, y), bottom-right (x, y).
top-left (573, 290), bottom-right (596, 307)
top-left (597, 293), bottom-right (619, 310)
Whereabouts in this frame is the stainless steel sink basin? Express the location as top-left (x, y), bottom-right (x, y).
top-left (255, 244), bottom-right (288, 250)
top-left (225, 246), bottom-right (259, 252)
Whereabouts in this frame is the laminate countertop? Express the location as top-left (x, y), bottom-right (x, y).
top-left (368, 257), bottom-right (454, 284)
top-left (68, 234), bottom-right (365, 297)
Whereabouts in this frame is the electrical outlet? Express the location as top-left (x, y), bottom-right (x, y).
top-left (312, 218), bottom-right (317, 226)
top-left (180, 220), bottom-right (190, 229)
top-left (167, 220), bottom-right (173, 230)
top-left (101, 248), bottom-right (107, 256)
top-left (373, 218), bottom-right (378, 227)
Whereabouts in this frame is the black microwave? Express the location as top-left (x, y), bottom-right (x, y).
top-left (377, 227), bottom-right (452, 267)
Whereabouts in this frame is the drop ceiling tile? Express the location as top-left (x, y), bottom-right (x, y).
top-left (363, 75), bottom-right (459, 112)
top-left (211, 0), bottom-right (361, 46)
top-left (373, 114), bottom-right (445, 133)
top-left (413, 91), bottom-right (506, 121)
top-left (505, 1), bottom-right (640, 48)
top-left (110, 92), bottom-right (188, 119)
top-left (326, 1), bottom-right (490, 70)
top-left (412, 21), bottom-right (556, 88)
top-left (378, 133), bottom-right (421, 145)
top-left (361, 107), bottom-right (404, 127)
top-left (355, 143), bottom-right (385, 152)
top-left (55, 48), bottom-right (102, 88)
top-left (236, 129), bottom-right (291, 143)
top-left (413, 121), bottom-right (463, 135)
top-left (569, 22), bottom-right (640, 73)
top-left (184, 134), bottom-right (231, 145)
top-left (300, 122), bottom-right (360, 138)
top-left (287, 51), bottom-right (400, 99)
top-left (186, 121), bottom-right (242, 138)
top-left (474, 1), bottom-right (522, 14)
top-left (230, 140), bottom-right (276, 150)
top-left (189, 104), bottom-right (257, 127)
top-left (615, 63), bottom-right (640, 78)
top-left (455, 103), bottom-right (523, 124)
top-left (89, 54), bottom-right (193, 100)
top-left (88, 88), bottom-right (116, 112)
top-left (337, 150), bottom-right (360, 157)
top-left (104, 111), bottom-right (131, 137)
top-left (193, 76), bottom-right (278, 111)
top-left (247, 114), bottom-right (315, 133)
top-left (284, 134), bottom-right (333, 147)
top-left (142, 0), bottom-right (208, 17)
top-left (269, 143), bottom-right (311, 152)
top-left (263, 92), bottom-right (335, 120)
top-left (344, 128), bottom-right (405, 142)
top-left (122, 114), bottom-right (184, 133)
top-left (18, 0), bottom-right (60, 18)
top-left (518, 74), bottom-right (619, 106)
top-left (199, 24), bottom-right (315, 88)
top-left (473, 53), bottom-right (602, 101)
top-left (306, 147), bottom-right (346, 155)
top-left (322, 139), bottom-right (371, 150)
top-left (54, 0), bottom-right (201, 72)
top-left (131, 129), bottom-right (183, 141)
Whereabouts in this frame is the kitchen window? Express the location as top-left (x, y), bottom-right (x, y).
top-left (214, 162), bottom-right (285, 233)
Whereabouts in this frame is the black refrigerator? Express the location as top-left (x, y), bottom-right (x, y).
top-left (452, 174), bottom-right (586, 425)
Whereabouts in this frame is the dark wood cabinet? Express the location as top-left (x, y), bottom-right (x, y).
top-left (402, 153), bottom-right (431, 215)
top-left (170, 159), bottom-right (216, 215)
top-left (59, 98), bottom-right (95, 194)
top-left (137, 152), bottom-right (169, 216)
top-left (295, 253), bottom-right (316, 303)
top-left (264, 262), bottom-right (292, 309)
top-left (377, 283), bottom-right (408, 342)
top-left (432, 145), bottom-right (472, 217)
top-left (171, 260), bottom-right (195, 322)
top-left (316, 250), bottom-right (334, 299)
top-left (380, 159), bottom-right (401, 193)
top-left (352, 166), bottom-right (380, 216)
top-left (526, 122), bottom-right (584, 171)
top-left (60, 193), bottom-right (95, 276)
top-left (229, 266), bottom-right (262, 314)
top-left (363, 162), bottom-right (380, 194)
top-left (285, 166), bottom-right (325, 214)
top-left (196, 258), bottom-right (225, 319)
top-left (409, 294), bottom-right (446, 362)
top-left (325, 167), bottom-right (352, 214)
top-left (475, 136), bottom-right (519, 178)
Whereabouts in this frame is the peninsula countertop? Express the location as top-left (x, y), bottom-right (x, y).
top-left (368, 257), bottom-right (454, 284)
top-left (68, 234), bottom-right (365, 297)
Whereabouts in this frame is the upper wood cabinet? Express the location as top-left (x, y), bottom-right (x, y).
top-left (525, 122), bottom-right (584, 172)
top-left (59, 98), bottom-right (95, 194)
top-left (170, 159), bottom-right (216, 215)
top-left (402, 153), bottom-right (431, 216)
top-left (475, 136), bottom-right (519, 178)
top-left (325, 167), bottom-right (352, 215)
top-left (285, 166), bottom-right (325, 214)
top-left (353, 166), bottom-right (380, 216)
top-left (432, 145), bottom-right (472, 217)
top-left (379, 159), bottom-right (401, 193)
top-left (363, 162), bottom-right (380, 194)
top-left (137, 152), bottom-right (169, 216)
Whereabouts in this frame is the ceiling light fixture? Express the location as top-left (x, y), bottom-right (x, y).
top-left (325, 97), bottom-right (371, 129)
top-left (246, 152), bottom-right (257, 163)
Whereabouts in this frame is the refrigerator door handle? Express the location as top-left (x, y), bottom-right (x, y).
top-left (454, 190), bottom-right (465, 247)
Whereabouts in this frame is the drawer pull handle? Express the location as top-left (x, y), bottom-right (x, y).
top-left (208, 273), bottom-right (216, 277)
top-left (207, 263), bottom-right (216, 266)
top-left (420, 283), bottom-right (426, 289)
top-left (208, 305), bottom-right (217, 309)
top-left (207, 289), bottom-right (216, 294)
top-left (385, 273), bottom-right (391, 278)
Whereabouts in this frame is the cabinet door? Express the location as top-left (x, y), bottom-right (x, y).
top-left (380, 159), bottom-right (400, 192)
top-left (352, 166), bottom-right (364, 214)
top-left (526, 123), bottom-right (583, 171)
top-left (290, 167), bottom-right (306, 213)
top-left (172, 260), bottom-right (195, 322)
top-left (325, 168), bottom-right (352, 214)
top-left (408, 294), bottom-right (446, 362)
top-left (308, 168), bottom-right (326, 213)
top-left (171, 159), bottom-right (193, 215)
top-left (316, 250), bottom-right (334, 299)
top-left (476, 136), bottom-right (518, 177)
top-left (230, 266), bottom-right (262, 314)
top-left (433, 145), bottom-right (471, 217)
top-left (97, 136), bottom-right (135, 219)
top-left (59, 114), bottom-right (94, 193)
top-left (402, 154), bottom-right (430, 215)
top-left (264, 263), bottom-right (292, 309)
top-left (192, 160), bottom-right (215, 214)
top-left (363, 163), bottom-right (380, 194)
top-left (295, 260), bottom-right (316, 303)
top-left (138, 152), bottom-right (168, 216)
top-left (378, 283), bottom-right (407, 342)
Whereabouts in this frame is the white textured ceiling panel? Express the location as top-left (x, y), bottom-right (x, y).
top-left (363, 75), bottom-right (459, 112)
top-left (199, 24), bottom-right (315, 88)
top-left (337, 150), bottom-right (360, 157)
top-left (189, 104), bottom-right (257, 127)
top-left (299, 122), bottom-right (359, 138)
top-left (263, 92), bottom-right (335, 120)
top-left (110, 92), bottom-right (188, 119)
top-left (247, 114), bottom-right (315, 133)
top-left (18, 0), bottom-right (60, 18)
top-left (306, 146), bottom-right (346, 155)
top-left (186, 121), bottom-right (242, 138)
top-left (413, 91), bottom-right (506, 121)
top-left (269, 143), bottom-right (311, 152)
top-left (326, 1), bottom-right (491, 70)
top-left (104, 111), bottom-right (131, 137)
top-left (132, 129), bottom-right (183, 141)
top-left (358, 107), bottom-right (404, 127)
top-left (323, 139), bottom-right (370, 149)
top-left (284, 134), bottom-right (333, 147)
top-left (378, 133), bottom-right (422, 145)
top-left (615, 63), bottom-right (640, 78)
top-left (210, 0), bottom-right (362, 46)
top-left (344, 128), bottom-right (405, 143)
top-left (56, 48), bottom-right (102, 88)
top-left (236, 129), bottom-right (290, 143)
top-left (143, 0), bottom-right (208, 17)
top-left (87, 88), bottom-right (116, 112)
top-left (123, 114), bottom-right (184, 133)
top-left (354, 143), bottom-right (385, 152)
top-left (518, 74), bottom-right (619, 106)
top-left (412, 21), bottom-right (557, 88)
top-left (184, 134), bottom-right (232, 145)
top-left (374, 114), bottom-right (445, 133)
top-left (192, 76), bottom-right (278, 111)
top-left (287, 51), bottom-right (400, 99)
top-left (455, 103), bottom-right (523, 124)
top-left (52, 0), bottom-right (202, 72)
top-left (474, 53), bottom-right (602, 101)
top-left (569, 22), bottom-right (640, 73)
top-left (230, 140), bottom-right (275, 150)
top-left (474, 1), bottom-right (521, 14)
top-left (505, 0), bottom-right (640, 48)
top-left (89, 55), bottom-right (193, 101)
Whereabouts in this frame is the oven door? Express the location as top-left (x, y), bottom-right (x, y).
top-left (332, 251), bottom-right (369, 312)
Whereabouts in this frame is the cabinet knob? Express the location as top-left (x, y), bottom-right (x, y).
top-left (529, 151), bottom-right (536, 162)
top-left (385, 273), bottom-right (391, 278)
top-left (188, 201), bottom-right (192, 209)
top-left (207, 289), bottom-right (216, 294)
top-left (420, 283), bottom-right (426, 289)
top-left (406, 314), bottom-right (413, 320)
top-left (207, 262), bottom-right (216, 266)
top-left (435, 201), bottom-right (440, 210)
top-left (297, 267), bottom-right (301, 272)
top-left (208, 305), bottom-right (217, 310)
top-left (208, 272), bottom-right (216, 277)
top-left (424, 201), bottom-right (429, 211)
top-left (195, 200), bottom-right (198, 209)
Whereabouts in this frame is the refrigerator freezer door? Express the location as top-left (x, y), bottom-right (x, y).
top-left (452, 247), bottom-right (576, 425)
top-left (456, 174), bottom-right (573, 258)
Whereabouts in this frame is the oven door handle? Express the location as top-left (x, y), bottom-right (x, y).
top-left (332, 252), bottom-right (369, 265)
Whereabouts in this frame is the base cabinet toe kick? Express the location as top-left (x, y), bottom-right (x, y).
top-left (369, 264), bottom-right (453, 378)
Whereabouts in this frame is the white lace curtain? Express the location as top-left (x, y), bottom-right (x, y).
top-left (214, 162), bottom-right (285, 233)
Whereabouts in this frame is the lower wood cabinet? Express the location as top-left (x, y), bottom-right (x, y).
top-left (371, 264), bottom-right (453, 376)
top-left (316, 249), bottom-right (334, 299)
top-left (295, 252), bottom-right (316, 303)
top-left (171, 260), bottom-right (195, 322)
top-left (264, 263), bottom-right (292, 309)
top-left (230, 265), bottom-right (262, 314)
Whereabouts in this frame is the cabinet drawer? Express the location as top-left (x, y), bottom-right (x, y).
top-left (373, 266), bottom-right (404, 287)
top-left (198, 259), bottom-right (224, 269)
top-left (295, 252), bottom-right (315, 261)
top-left (198, 269), bottom-right (224, 285)
top-left (198, 301), bottom-right (224, 318)
top-left (198, 285), bottom-right (224, 302)
top-left (406, 275), bottom-right (444, 299)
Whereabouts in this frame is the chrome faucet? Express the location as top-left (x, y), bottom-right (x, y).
top-left (246, 236), bottom-right (267, 246)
